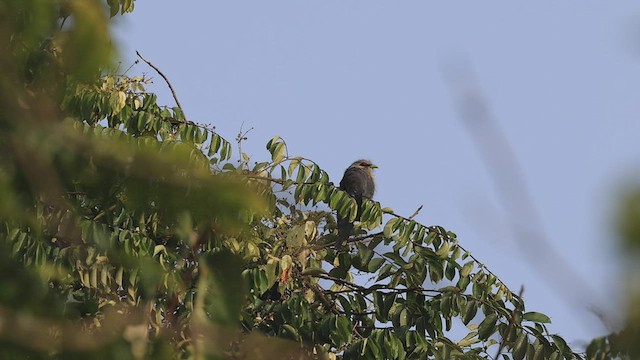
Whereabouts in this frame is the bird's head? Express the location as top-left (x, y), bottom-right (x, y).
top-left (349, 159), bottom-right (378, 172)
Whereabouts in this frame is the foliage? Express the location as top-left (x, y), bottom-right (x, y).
top-left (0, 1), bottom-right (634, 359)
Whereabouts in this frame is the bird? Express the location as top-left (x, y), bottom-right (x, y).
top-left (336, 159), bottom-right (377, 249)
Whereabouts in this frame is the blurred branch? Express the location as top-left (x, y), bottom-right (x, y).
top-left (443, 58), bottom-right (603, 323)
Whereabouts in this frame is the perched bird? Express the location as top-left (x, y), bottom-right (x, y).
top-left (336, 159), bottom-right (377, 249)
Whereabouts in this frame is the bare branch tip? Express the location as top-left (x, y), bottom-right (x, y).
top-left (408, 205), bottom-right (424, 220)
top-left (135, 50), bottom-right (188, 123)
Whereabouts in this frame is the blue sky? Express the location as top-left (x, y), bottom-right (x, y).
top-left (113, 1), bottom-right (640, 347)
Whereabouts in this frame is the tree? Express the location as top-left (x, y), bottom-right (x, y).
top-left (0, 1), bottom-right (633, 359)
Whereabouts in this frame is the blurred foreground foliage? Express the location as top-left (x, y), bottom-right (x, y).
top-left (0, 1), bottom-right (636, 359)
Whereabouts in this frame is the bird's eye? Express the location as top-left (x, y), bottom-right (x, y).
top-left (361, 162), bottom-right (368, 167)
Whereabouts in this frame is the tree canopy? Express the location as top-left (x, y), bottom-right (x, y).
top-left (0, 1), bottom-right (636, 359)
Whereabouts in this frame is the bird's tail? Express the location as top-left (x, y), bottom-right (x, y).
top-left (336, 218), bottom-right (353, 249)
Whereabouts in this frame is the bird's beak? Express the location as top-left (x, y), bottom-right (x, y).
top-left (370, 164), bottom-right (379, 169)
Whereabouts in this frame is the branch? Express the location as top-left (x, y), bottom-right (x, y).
top-left (313, 274), bottom-right (367, 292)
top-left (260, 155), bottom-right (324, 174)
top-left (388, 205), bottom-right (423, 223)
top-left (243, 174), bottom-right (336, 188)
top-left (310, 274), bottom-right (452, 297)
top-left (136, 51), bottom-right (187, 123)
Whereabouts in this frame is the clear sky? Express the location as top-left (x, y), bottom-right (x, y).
top-left (113, 1), bottom-right (640, 347)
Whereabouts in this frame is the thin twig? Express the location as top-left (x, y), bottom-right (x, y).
top-left (408, 205), bottom-right (424, 220)
top-left (59, 16), bottom-right (68, 30)
top-left (389, 211), bottom-right (418, 224)
top-left (122, 60), bottom-right (139, 76)
top-left (135, 51), bottom-right (187, 123)
top-left (314, 274), bottom-right (367, 291)
top-left (236, 123), bottom-right (254, 169)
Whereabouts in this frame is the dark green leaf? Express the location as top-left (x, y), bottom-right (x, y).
top-left (367, 258), bottom-right (385, 272)
top-left (462, 300), bottom-right (478, 325)
top-left (523, 311), bottom-right (551, 324)
top-left (477, 313), bottom-right (498, 341)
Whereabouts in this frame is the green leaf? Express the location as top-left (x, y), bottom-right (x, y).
top-left (282, 324), bottom-right (300, 341)
top-left (414, 225), bottom-right (426, 244)
top-left (337, 295), bottom-right (352, 315)
top-left (512, 331), bottom-right (528, 360)
top-left (266, 135), bottom-right (279, 150)
top-left (435, 241), bottom-right (451, 258)
top-left (301, 267), bottom-right (327, 276)
top-left (208, 133), bottom-right (222, 156)
top-left (296, 164), bottom-right (308, 184)
top-left (343, 197), bottom-right (358, 223)
top-left (462, 300), bottom-right (478, 325)
top-left (367, 258), bottom-right (385, 272)
top-left (383, 252), bottom-right (407, 267)
top-left (221, 140), bottom-right (232, 160)
top-left (287, 158), bottom-right (299, 177)
top-left (523, 311), bottom-right (551, 324)
top-left (357, 242), bottom-right (373, 264)
top-left (374, 292), bottom-right (388, 321)
top-left (550, 334), bottom-right (566, 352)
top-left (271, 141), bottom-right (286, 163)
top-left (153, 245), bottom-right (167, 257)
top-left (548, 351), bottom-right (561, 360)
top-left (440, 294), bottom-right (452, 318)
top-left (383, 218), bottom-right (399, 238)
top-left (460, 261), bottom-right (474, 277)
top-left (377, 264), bottom-right (394, 281)
top-left (329, 189), bottom-right (344, 209)
top-left (331, 316), bottom-right (352, 346)
top-left (285, 225), bottom-right (306, 248)
top-left (477, 313), bottom-right (498, 340)
top-left (444, 260), bottom-right (456, 280)
top-left (383, 293), bottom-right (397, 319)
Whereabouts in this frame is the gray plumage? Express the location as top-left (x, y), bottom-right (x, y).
top-left (336, 159), bottom-right (377, 249)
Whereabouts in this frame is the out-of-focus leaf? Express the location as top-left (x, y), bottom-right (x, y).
top-left (201, 251), bottom-right (245, 326)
